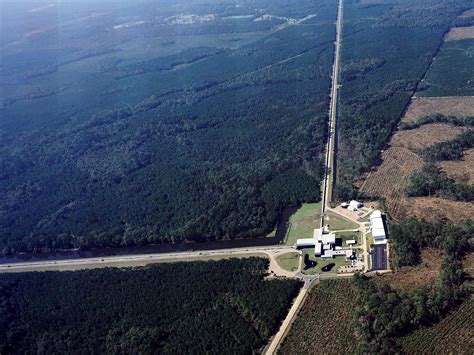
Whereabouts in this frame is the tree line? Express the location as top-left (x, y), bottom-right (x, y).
top-left (0, 258), bottom-right (302, 354)
top-left (352, 218), bottom-right (472, 353)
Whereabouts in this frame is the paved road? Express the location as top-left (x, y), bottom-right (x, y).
top-left (0, 245), bottom-right (294, 273)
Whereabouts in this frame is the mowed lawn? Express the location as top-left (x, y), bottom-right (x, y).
top-left (284, 203), bottom-right (322, 246)
top-left (276, 252), bottom-right (300, 272)
top-left (324, 211), bottom-right (359, 230)
top-left (301, 248), bottom-right (351, 275)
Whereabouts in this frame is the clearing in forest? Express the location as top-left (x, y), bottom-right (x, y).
top-left (360, 123), bottom-right (469, 218)
top-left (396, 197), bottom-right (474, 223)
top-left (278, 279), bottom-right (357, 355)
top-left (402, 96), bottom-right (474, 123)
top-left (390, 123), bottom-right (468, 150)
top-left (445, 25), bottom-right (474, 41)
top-left (439, 148), bottom-right (474, 184)
top-left (375, 248), bottom-right (442, 293)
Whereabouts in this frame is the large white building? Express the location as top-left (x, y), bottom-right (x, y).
top-left (296, 227), bottom-right (352, 259)
top-left (370, 210), bottom-right (387, 243)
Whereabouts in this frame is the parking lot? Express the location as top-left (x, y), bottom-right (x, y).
top-left (370, 244), bottom-right (387, 270)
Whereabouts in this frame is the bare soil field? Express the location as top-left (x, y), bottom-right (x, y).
top-left (397, 197), bottom-right (474, 222)
top-left (445, 25), bottom-right (474, 41)
top-left (439, 148), bottom-right (474, 184)
top-left (360, 123), bottom-right (467, 216)
top-left (391, 123), bottom-right (468, 150)
top-left (402, 96), bottom-right (474, 122)
top-left (360, 147), bottom-right (423, 216)
top-left (460, 8), bottom-right (474, 17)
top-left (375, 248), bottom-right (441, 293)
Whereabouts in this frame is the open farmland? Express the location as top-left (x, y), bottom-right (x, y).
top-left (445, 25), bottom-right (474, 40)
top-left (278, 279), bottom-right (357, 355)
top-left (402, 96), bottom-right (474, 122)
top-left (439, 148), bottom-right (474, 184)
top-left (398, 297), bottom-right (474, 354)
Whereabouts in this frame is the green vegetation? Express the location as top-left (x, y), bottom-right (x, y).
top-left (279, 279), bottom-right (357, 354)
top-left (335, 0), bottom-right (472, 200)
top-left (283, 203), bottom-right (321, 246)
top-left (421, 130), bottom-right (474, 161)
top-left (0, 253), bottom-right (268, 273)
top-left (353, 219), bottom-right (472, 353)
top-left (389, 218), bottom-right (473, 267)
top-left (399, 114), bottom-right (474, 130)
top-left (324, 211), bottom-right (359, 230)
top-left (0, 0), bottom-right (338, 253)
top-left (419, 39), bottom-right (474, 97)
top-left (275, 252), bottom-right (300, 272)
top-left (0, 258), bottom-right (302, 353)
top-left (406, 162), bottom-right (474, 202)
top-left (301, 248), bottom-right (351, 274)
top-left (398, 297), bottom-right (474, 354)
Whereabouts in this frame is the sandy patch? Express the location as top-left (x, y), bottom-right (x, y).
top-left (403, 96), bottom-right (474, 122)
top-left (460, 8), bottom-right (474, 18)
top-left (445, 26), bottom-right (474, 41)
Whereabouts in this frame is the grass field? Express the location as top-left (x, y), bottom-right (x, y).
top-left (275, 252), bottom-right (301, 272)
top-left (0, 253), bottom-right (268, 273)
top-left (398, 297), bottom-right (474, 354)
top-left (324, 211), bottom-right (359, 231)
top-left (284, 203), bottom-right (322, 246)
top-left (301, 248), bottom-right (351, 275)
top-left (278, 279), bottom-right (357, 354)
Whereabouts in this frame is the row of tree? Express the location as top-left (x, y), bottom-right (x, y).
top-left (0, 258), bottom-right (302, 354)
top-left (352, 218), bottom-right (472, 353)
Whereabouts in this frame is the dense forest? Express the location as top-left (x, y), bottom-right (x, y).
top-left (418, 38), bottom-right (474, 97)
top-left (0, 258), bottom-right (302, 353)
top-left (335, 0), bottom-right (473, 200)
top-left (353, 219), bottom-right (472, 353)
top-left (0, 0), bottom-right (337, 253)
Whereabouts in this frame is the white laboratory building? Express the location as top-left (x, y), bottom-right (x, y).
top-left (370, 210), bottom-right (387, 243)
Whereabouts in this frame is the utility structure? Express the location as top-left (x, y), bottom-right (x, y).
top-left (320, 0), bottom-right (343, 228)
